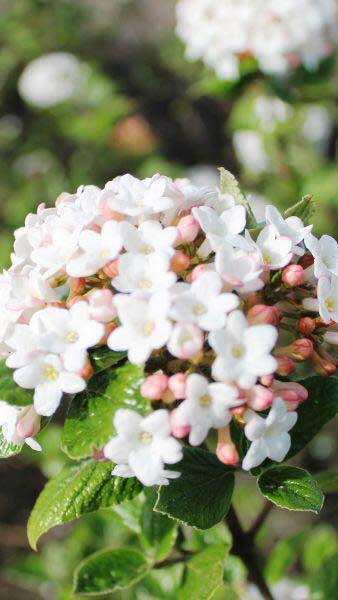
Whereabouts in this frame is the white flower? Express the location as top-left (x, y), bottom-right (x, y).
top-left (112, 253), bottom-right (176, 294)
top-left (167, 322), bottom-right (204, 359)
top-left (265, 205), bottom-right (312, 256)
top-left (192, 205), bottom-right (246, 252)
top-left (169, 271), bottom-right (239, 330)
top-left (242, 398), bottom-right (298, 470)
top-left (175, 374), bottom-right (242, 445)
top-left (67, 221), bottom-right (123, 277)
top-left (209, 310), bottom-right (278, 389)
top-left (28, 302), bottom-right (104, 371)
top-left (11, 353), bottom-right (86, 416)
top-left (317, 276), bottom-right (338, 323)
top-left (254, 96), bottom-right (292, 132)
top-left (0, 402), bottom-right (41, 451)
top-left (253, 225), bottom-right (293, 270)
top-left (233, 131), bottom-right (268, 174)
top-left (305, 233), bottom-right (338, 278)
top-left (215, 243), bottom-right (263, 293)
top-left (104, 408), bottom-right (182, 486)
top-left (108, 292), bottom-right (172, 365)
top-left (31, 222), bottom-right (80, 277)
top-left (120, 220), bottom-right (178, 259)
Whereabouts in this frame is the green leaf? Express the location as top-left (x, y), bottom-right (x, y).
top-left (0, 429), bottom-right (22, 458)
top-left (302, 525), bottom-right (337, 574)
top-left (0, 360), bottom-right (33, 406)
top-left (265, 530), bottom-right (307, 585)
top-left (258, 466), bottom-right (324, 513)
top-left (178, 544), bottom-right (229, 600)
top-left (284, 194), bottom-right (315, 226)
top-left (315, 471), bottom-right (338, 494)
top-left (310, 553), bottom-right (338, 600)
top-left (27, 460), bottom-right (142, 550)
top-left (219, 168), bottom-right (257, 229)
top-left (90, 346), bottom-right (126, 374)
top-left (140, 490), bottom-right (178, 562)
top-left (155, 448), bottom-right (235, 529)
top-left (61, 362), bottom-right (149, 460)
top-left (73, 547), bottom-right (149, 596)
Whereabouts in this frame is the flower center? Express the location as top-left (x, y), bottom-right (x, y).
top-left (65, 330), bottom-right (79, 343)
top-left (138, 278), bottom-right (152, 290)
top-left (193, 302), bottom-right (207, 315)
top-left (44, 364), bottom-right (59, 381)
top-left (142, 321), bottom-right (155, 337)
top-left (100, 249), bottom-right (110, 259)
top-left (139, 430), bottom-right (153, 445)
top-left (232, 344), bottom-right (245, 359)
top-left (141, 245), bottom-right (154, 255)
top-left (199, 394), bottom-right (212, 408)
top-left (325, 297), bottom-right (335, 312)
top-left (263, 252), bottom-right (272, 265)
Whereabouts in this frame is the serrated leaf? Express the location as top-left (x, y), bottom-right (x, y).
top-left (61, 362), bottom-right (149, 460)
top-left (315, 471), bottom-right (338, 494)
top-left (284, 194), bottom-right (315, 226)
top-left (155, 448), bottom-right (235, 530)
top-left (0, 429), bottom-right (22, 458)
top-left (178, 544), bottom-right (229, 600)
top-left (140, 490), bottom-right (178, 562)
top-left (90, 346), bottom-right (126, 374)
top-left (73, 547), bottom-right (149, 596)
top-left (219, 168), bottom-right (257, 229)
top-left (258, 466), bottom-right (324, 513)
top-left (0, 360), bottom-right (33, 406)
top-left (27, 460), bottom-right (142, 550)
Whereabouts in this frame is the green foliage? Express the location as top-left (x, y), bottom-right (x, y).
top-left (265, 530), bottom-right (307, 585)
top-left (155, 448), bottom-right (235, 529)
top-left (284, 194), bottom-right (315, 226)
top-left (0, 360), bottom-right (33, 406)
top-left (310, 553), bottom-right (338, 600)
top-left (28, 460), bottom-right (142, 550)
top-left (140, 490), bottom-right (178, 562)
top-left (258, 466), bottom-right (324, 513)
top-left (89, 347), bottom-right (127, 374)
top-left (61, 363), bottom-right (149, 460)
top-left (0, 429), bottom-right (22, 458)
top-left (178, 545), bottom-right (229, 600)
top-left (73, 547), bottom-right (149, 596)
top-left (219, 168), bottom-right (257, 228)
top-left (315, 471), bottom-right (338, 494)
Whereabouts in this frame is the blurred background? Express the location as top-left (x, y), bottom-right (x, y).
top-left (0, 1), bottom-right (337, 598)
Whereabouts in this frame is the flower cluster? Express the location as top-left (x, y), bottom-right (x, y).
top-left (176, 0), bottom-right (337, 79)
top-left (1, 170), bottom-right (337, 486)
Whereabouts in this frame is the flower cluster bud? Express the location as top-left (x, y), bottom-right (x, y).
top-left (247, 304), bottom-right (281, 326)
top-left (282, 264), bottom-right (305, 287)
top-left (216, 426), bottom-right (239, 466)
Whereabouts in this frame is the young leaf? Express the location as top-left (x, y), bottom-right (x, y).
top-left (155, 447), bottom-right (235, 529)
top-left (178, 544), bottom-right (229, 600)
top-left (258, 466), bottom-right (324, 513)
top-left (219, 167), bottom-right (257, 229)
top-left (140, 490), bottom-right (178, 562)
top-left (0, 430), bottom-right (22, 458)
top-left (61, 362), bottom-right (149, 460)
top-left (27, 460), bottom-right (142, 550)
top-left (284, 194), bottom-right (315, 226)
top-left (73, 547), bottom-right (149, 596)
top-left (90, 346), bottom-right (126, 374)
top-left (0, 360), bottom-right (33, 406)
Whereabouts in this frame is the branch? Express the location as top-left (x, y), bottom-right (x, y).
top-left (249, 500), bottom-right (274, 539)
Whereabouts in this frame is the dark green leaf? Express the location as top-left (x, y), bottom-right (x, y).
top-left (0, 430), bottom-right (22, 458)
top-left (73, 547), bottom-right (149, 596)
top-left (27, 460), bottom-right (142, 550)
top-left (178, 544), bottom-right (229, 600)
top-left (155, 448), bottom-right (235, 529)
top-left (258, 466), bottom-right (324, 513)
top-left (140, 490), bottom-right (177, 562)
top-left (61, 362), bottom-right (149, 460)
top-left (284, 194), bottom-right (315, 225)
top-left (0, 360), bottom-right (33, 406)
top-left (90, 346), bottom-right (126, 374)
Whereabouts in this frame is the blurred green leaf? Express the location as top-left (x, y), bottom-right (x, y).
top-left (302, 525), bottom-right (337, 574)
top-left (284, 194), bottom-right (315, 225)
top-left (178, 545), bottom-right (229, 600)
top-left (140, 490), bottom-right (178, 562)
top-left (315, 471), bottom-right (338, 494)
top-left (310, 553), bottom-right (338, 600)
top-left (0, 360), bottom-right (33, 406)
top-left (258, 466), bottom-right (324, 513)
top-left (265, 530), bottom-right (307, 585)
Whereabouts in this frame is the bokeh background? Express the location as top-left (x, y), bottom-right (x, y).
top-left (0, 1), bottom-right (337, 598)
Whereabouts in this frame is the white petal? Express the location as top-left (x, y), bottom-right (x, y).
top-left (34, 382), bottom-right (62, 416)
top-left (59, 372), bottom-right (86, 394)
top-left (242, 440), bottom-right (267, 471)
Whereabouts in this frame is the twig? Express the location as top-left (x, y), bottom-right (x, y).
top-left (249, 500), bottom-right (274, 539)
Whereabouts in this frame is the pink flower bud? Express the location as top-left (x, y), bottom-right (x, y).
top-left (78, 357), bottom-right (94, 381)
top-left (103, 259), bottom-right (119, 278)
top-left (168, 373), bottom-right (187, 399)
top-left (88, 289), bottom-right (116, 323)
top-left (247, 385), bottom-right (274, 411)
top-left (282, 264), bottom-right (305, 287)
top-left (259, 374), bottom-right (274, 387)
top-left (171, 251), bottom-right (191, 273)
top-left (16, 406), bottom-right (40, 440)
top-left (69, 277), bottom-right (86, 294)
top-left (216, 427), bottom-right (239, 466)
top-left (247, 304), bottom-right (280, 326)
top-left (230, 405), bottom-right (246, 418)
top-left (162, 389), bottom-right (176, 404)
top-left (312, 351), bottom-right (337, 376)
top-left (141, 374), bottom-right (169, 401)
top-left (170, 408), bottom-right (190, 439)
top-left (290, 338), bottom-right (313, 361)
top-left (177, 215), bottom-right (200, 243)
top-left (298, 317), bottom-right (316, 336)
top-left (276, 355), bottom-right (296, 376)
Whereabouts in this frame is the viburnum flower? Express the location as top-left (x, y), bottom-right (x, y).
top-left (0, 402), bottom-right (41, 451)
top-left (67, 220), bottom-right (123, 277)
top-left (215, 244), bottom-right (264, 293)
top-left (169, 271), bottom-right (239, 331)
top-left (175, 374), bottom-right (242, 445)
top-left (265, 205), bottom-right (312, 255)
top-left (103, 408), bottom-right (183, 486)
top-left (209, 310), bottom-right (278, 389)
top-left (112, 253), bottom-right (176, 294)
top-left (242, 398), bottom-right (298, 470)
top-left (251, 225), bottom-right (293, 270)
top-left (120, 220), bottom-right (178, 259)
top-left (167, 322), bottom-right (204, 360)
top-left (108, 292), bottom-right (172, 365)
top-left (192, 205), bottom-right (246, 253)
top-left (305, 233), bottom-right (338, 278)
top-left (317, 276), bottom-right (338, 323)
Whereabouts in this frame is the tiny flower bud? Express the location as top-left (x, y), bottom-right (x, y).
top-left (79, 357), bottom-right (94, 381)
top-left (216, 426), bottom-right (239, 466)
top-left (273, 380), bottom-right (308, 405)
top-left (259, 374), bottom-right (274, 387)
top-left (170, 251), bottom-right (191, 272)
top-left (69, 277), bottom-right (86, 294)
top-left (103, 259), bottom-right (119, 278)
top-left (298, 317), bottom-right (316, 336)
top-left (230, 405), bottom-right (246, 418)
top-left (282, 264), bottom-right (305, 287)
top-left (16, 406), bottom-right (40, 440)
top-left (170, 408), bottom-right (190, 439)
top-left (276, 355), bottom-right (296, 376)
top-left (162, 389), bottom-right (176, 404)
top-left (243, 293), bottom-right (264, 311)
top-left (290, 338), bottom-right (313, 361)
top-left (141, 374), bottom-right (169, 401)
top-left (88, 289), bottom-right (116, 323)
top-left (168, 373), bottom-right (187, 399)
top-left (246, 385), bottom-right (274, 411)
top-left (312, 351), bottom-right (337, 376)
top-left (66, 295), bottom-right (84, 309)
top-left (247, 304), bottom-right (280, 326)
top-left (177, 215), bottom-right (200, 243)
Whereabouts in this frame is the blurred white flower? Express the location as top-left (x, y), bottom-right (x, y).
top-left (233, 131), bottom-right (268, 174)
